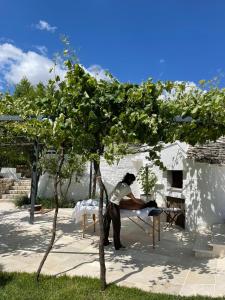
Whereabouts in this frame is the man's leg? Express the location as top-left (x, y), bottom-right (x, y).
top-left (103, 204), bottom-right (112, 246)
top-left (110, 203), bottom-right (122, 249)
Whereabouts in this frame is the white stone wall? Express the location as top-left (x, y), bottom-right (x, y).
top-left (152, 143), bottom-right (225, 231)
top-left (38, 162), bottom-right (92, 201)
top-left (184, 160), bottom-right (225, 231)
top-left (38, 154), bottom-right (146, 201)
top-left (0, 168), bottom-right (18, 179)
top-left (37, 143), bottom-right (188, 206)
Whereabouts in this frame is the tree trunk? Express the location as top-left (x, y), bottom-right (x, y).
top-left (93, 160), bottom-right (106, 290)
top-left (30, 139), bottom-right (39, 224)
top-left (102, 181), bottom-right (109, 207)
top-left (145, 166), bottom-right (149, 201)
top-left (59, 179), bottom-right (63, 203)
top-left (89, 161), bottom-right (93, 198)
top-left (92, 171), bottom-right (96, 198)
top-left (63, 175), bottom-right (72, 201)
top-left (59, 173), bottom-right (73, 203)
top-left (36, 147), bottom-right (65, 281)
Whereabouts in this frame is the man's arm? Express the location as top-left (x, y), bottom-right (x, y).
top-left (127, 192), bottom-right (145, 205)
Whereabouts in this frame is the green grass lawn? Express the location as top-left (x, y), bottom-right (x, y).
top-left (0, 272), bottom-right (224, 300)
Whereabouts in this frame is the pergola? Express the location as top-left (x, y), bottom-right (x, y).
top-left (0, 114), bottom-right (96, 223)
top-left (0, 115), bottom-right (41, 224)
top-left (0, 113), bottom-right (192, 225)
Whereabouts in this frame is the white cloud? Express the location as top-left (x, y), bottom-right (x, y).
top-left (159, 58), bottom-right (165, 64)
top-left (35, 45), bottom-right (48, 56)
top-left (0, 43), bottom-right (65, 86)
top-left (0, 43), bottom-right (112, 90)
top-left (86, 64), bottom-right (111, 81)
top-left (35, 20), bottom-right (57, 33)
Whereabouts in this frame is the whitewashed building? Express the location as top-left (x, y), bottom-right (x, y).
top-left (38, 138), bottom-right (225, 232)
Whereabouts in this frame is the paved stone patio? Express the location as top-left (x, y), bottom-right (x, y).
top-left (1, 202), bottom-right (225, 298)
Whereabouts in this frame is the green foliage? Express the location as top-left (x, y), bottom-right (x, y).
top-left (39, 150), bottom-right (85, 180)
top-left (39, 154), bottom-right (58, 175)
top-left (0, 147), bottom-right (31, 168)
top-left (137, 166), bottom-right (157, 196)
top-left (38, 150), bottom-right (86, 201)
top-left (1, 51), bottom-right (225, 189)
top-left (14, 195), bottom-right (30, 207)
top-left (14, 77), bottom-right (36, 99)
top-left (36, 197), bottom-right (53, 208)
top-left (160, 81), bottom-right (225, 145)
top-left (36, 197), bottom-right (74, 208)
top-left (0, 271), bottom-right (216, 300)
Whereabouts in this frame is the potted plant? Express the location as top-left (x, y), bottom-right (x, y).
top-left (137, 165), bottom-right (157, 201)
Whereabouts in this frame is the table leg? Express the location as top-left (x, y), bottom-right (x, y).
top-left (153, 216), bottom-right (156, 249)
top-left (169, 213), bottom-right (179, 227)
top-left (158, 215), bottom-right (160, 241)
top-left (163, 211), bottom-right (173, 228)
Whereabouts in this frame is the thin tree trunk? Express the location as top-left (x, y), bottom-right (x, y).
top-left (59, 173), bottom-right (73, 203)
top-left (145, 165), bottom-right (149, 201)
top-left (93, 160), bottom-right (106, 290)
top-left (92, 171), bottom-right (96, 198)
top-left (89, 161), bottom-right (93, 198)
top-left (63, 175), bottom-right (72, 201)
top-left (30, 139), bottom-right (39, 224)
top-left (36, 147), bottom-right (65, 281)
top-left (59, 179), bottom-right (63, 202)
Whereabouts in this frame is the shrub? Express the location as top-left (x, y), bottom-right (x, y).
top-left (137, 166), bottom-right (157, 200)
top-left (36, 197), bottom-right (53, 209)
top-left (36, 197), bottom-right (75, 208)
top-left (14, 195), bottom-right (30, 207)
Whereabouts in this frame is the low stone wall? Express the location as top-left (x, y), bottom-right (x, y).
top-left (0, 178), bottom-right (14, 198)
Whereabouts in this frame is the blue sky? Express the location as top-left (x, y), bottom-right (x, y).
top-left (1, 0), bottom-right (225, 89)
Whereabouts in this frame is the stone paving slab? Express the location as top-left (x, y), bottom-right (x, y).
top-left (1, 203), bottom-right (225, 298)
